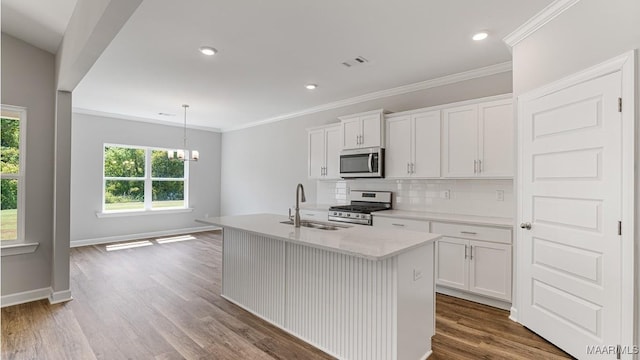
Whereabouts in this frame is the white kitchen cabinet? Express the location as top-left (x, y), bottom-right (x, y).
top-left (385, 110), bottom-right (440, 178)
top-left (442, 99), bottom-right (513, 178)
top-left (307, 124), bottom-right (340, 179)
top-left (372, 216), bottom-right (430, 232)
top-left (339, 109), bottom-right (386, 150)
top-left (432, 221), bottom-right (512, 302)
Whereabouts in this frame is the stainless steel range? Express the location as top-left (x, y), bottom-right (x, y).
top-left (328, 190), bottom-right (392, 225)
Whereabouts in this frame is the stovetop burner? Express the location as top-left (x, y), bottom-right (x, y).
top-left (328, 190), bottom-right (392, 225)
top-left (328, 204), bottom-right (390, 213)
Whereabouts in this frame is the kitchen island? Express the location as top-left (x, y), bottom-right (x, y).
top-left (197, 213), bottom-right (441, 360)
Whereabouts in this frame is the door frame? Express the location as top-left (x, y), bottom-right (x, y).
top-left (515, 50), bottom-right (636, 351)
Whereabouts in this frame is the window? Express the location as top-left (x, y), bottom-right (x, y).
top-left (1, 106), bottom-right (26, 242)
top-left (103, 144), bottom-right (188, 212)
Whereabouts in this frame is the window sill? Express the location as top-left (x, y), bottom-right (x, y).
top-left (1, 242), bottom-right (39, 257)
top-left (96, 208), bottom-right (194, 218)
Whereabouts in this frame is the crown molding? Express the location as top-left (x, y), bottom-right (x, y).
top-left (72, 108), bottom-right (222, 133)
top-left (223, 61), bottom-right (512, 132)
top-left (503, 0), bottom-right (581, 47)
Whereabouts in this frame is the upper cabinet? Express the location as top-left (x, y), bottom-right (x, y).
top-left (339, 109), bottom-right (386, 150)
top-left (386, 110), bottom-right (441, 178)
top-left (308, 124), bottom-right (341, 180)
top-left (442, 98), bottom-right (513, 178)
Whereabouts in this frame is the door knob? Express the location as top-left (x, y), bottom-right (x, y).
top-left (520, 222), bottom-right (532, 230)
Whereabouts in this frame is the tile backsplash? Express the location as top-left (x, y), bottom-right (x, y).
top-left (317, 179), bottom-right (514, 218)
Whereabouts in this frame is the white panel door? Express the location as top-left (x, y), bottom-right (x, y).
top-left (442, 105), bottom-right (478, 177)
top-left (478, 99), bottom-right (514, 177)
top-left (519, 71), bottom-right (622, 359)
top-left (308, 129), bottom-right (325, 179)
top-left (360, 114), bottom-right (382, 148)
top-left (468, 241), bottom-right (512, 301)
top-left (341, 117), bottom-right (361, 150)
top-left (412, 110), bottom-right (441, 178)
top-left (435, 237), bottom-right (468, 291)
top-left (324, 126), bottom-right (340, 179)
top-left (385, 116), bottom-right (411, 178)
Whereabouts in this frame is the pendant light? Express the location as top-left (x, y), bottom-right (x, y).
top-left (168, 104), bottom-right (199, 161)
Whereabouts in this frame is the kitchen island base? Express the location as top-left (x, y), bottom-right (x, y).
top-left (222, 228), bottom-right (435, 360)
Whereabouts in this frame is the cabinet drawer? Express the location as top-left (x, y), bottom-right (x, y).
top-left (431, 222), bottom-right (511, 244)
top-left (373, 216), bottom-right (430, 232)
top-left (299, 210), bottom-right (328, 220)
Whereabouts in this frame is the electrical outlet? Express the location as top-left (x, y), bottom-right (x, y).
top-left (496, 190), bottom-right (504, 201)
top-left (413, 268), bottom-right (423, 281)
top-left (441, 190), bottom-right (450, 200)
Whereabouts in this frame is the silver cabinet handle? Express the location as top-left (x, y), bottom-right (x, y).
top-left (392, 223), bottom-right (405, 227)
top-left (407, 162), bottom-right (410, 174)
top-left (356, 135), bottom-right (359, 145)
top-left (460, 231), bottom-right (477, 235)
top-left (520, 222), bottom-right (532, 230)
top-left (411, 162), bottom-right (415, 174)
top-left (478, 159), bottom-right (482, 173)
top-left (464, 244), bottom-right (468, 259)
top-left (474, 160), bottom-right (477, 174)
top-left (469, 245), bottom-right (473, 260)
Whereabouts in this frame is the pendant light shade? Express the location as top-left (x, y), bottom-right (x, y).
top-left (168, 104), bottom-right (199, 161)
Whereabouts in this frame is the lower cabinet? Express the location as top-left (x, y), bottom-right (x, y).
top-left (435, 237), bottom-right (512, 301)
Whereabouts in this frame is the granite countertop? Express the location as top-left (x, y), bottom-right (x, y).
top-left (197, 213), bottom-right (440, 261)
top-left (374, 209), bottom-right (514, 228)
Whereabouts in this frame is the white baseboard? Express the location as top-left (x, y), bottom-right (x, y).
top-left (436, 286), bottom-right (512, 310)
top-left (49, 289), bottom-right (73, 304)
top-left (70, 225), bottom-right (220, 248)
top-left (509, 306), bottom-right (519, 322)
top-left (1, 287), bottom-right (51, 308)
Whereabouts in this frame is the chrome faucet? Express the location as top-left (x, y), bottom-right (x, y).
top-left (294, 183), bottom-right (306, 227)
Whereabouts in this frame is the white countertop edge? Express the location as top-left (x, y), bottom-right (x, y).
top-left (373, 210), bottom-right (514, 228)
top-left (196, 216), bottom-right (440, 261)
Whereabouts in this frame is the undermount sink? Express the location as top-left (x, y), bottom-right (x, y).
top-left (280, 219), bottom-right (349, 231)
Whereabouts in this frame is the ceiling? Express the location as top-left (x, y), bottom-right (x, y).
top-left (1, 0), bottom-right (78, 53)
top-left (3, 0), bottom-right (554, 131)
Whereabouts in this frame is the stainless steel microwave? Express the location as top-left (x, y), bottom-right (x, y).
top-left (339, 148), bottom-right (384, 178)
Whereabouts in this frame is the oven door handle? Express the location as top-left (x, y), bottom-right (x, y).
top-left (368, 153), bottom-right (373, 173)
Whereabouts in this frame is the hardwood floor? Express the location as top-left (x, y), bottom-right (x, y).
top-left (2, 230), bottom-right (572, 359)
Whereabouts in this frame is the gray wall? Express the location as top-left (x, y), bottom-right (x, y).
top-left (221, 71), bottom-right (513, 216)
top-left (70, 113), bottom-right (221, 244)
top-left (511, 0), bottom-right (640, 346)
top-left (1, 34), bottom-right (56, 295)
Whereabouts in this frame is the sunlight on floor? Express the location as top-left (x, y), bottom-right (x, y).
top-left (155, 235), bottom-right (196, 244)
top-left (105, 240), bottom-right (153, 251)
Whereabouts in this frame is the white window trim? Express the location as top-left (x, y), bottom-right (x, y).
top-left (100, 143), bottom-right (190, 216)
top-left (0, 105), bottom-right (31, 256)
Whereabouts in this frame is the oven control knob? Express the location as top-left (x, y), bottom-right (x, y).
top-left (355, 214), bottom-right (360, 218)
top-left (346, 213), bottom-right (351, 217)
top-left (333, 212), bottom-right (337, 216)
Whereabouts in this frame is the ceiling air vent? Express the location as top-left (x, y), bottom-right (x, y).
top-left (342, 56), bottom-right (369, 68)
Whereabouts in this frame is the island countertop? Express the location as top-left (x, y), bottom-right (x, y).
top-left (197, 213), bottom-right (440, 261)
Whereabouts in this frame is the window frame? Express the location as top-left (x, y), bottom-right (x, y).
top-left (0, 105), bottom-right (28, 248)
top-left (102, 143), bottom-right (190, 214)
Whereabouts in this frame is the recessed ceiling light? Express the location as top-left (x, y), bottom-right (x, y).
top-left (199, 46), bottom-right (217, 56)
top-left (305, 84), bottom-right (318, 90)
top-left (472, 32), bottom-right (488, 41)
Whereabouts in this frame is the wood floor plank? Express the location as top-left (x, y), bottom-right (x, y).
top-left (2, 230), bottom-right (573, 359)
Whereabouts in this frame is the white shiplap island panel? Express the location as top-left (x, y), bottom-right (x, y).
top-left (198, 214), bottom-right (440, 360)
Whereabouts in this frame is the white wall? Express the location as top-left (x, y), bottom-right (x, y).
top-left (221, 72), bottom-right (513, 216)
top-left (1, 34), bottom-right (56, 296)
top-left (70, 113), bottom-right (221, 245)
top-left (511, 0), bottom-right (640, 347)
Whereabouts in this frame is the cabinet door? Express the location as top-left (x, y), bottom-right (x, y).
top-left (435, 237), bottom-right (468, 291)
top-left (385, 116), bottom-right (412, 178)
top-left (308, 129), bottom-right (325, 179)
top-left (442, 105), bottom-right (478, 177)
top-left (468, 241), bottom-right (512, 301)
top-left (478, 99), bottom-right (514, 177)
top-left (341, 117), bottom-right (361, 150)
top-left (412, 110), bottom-right (441, 178)
top-left (360, 114), bottom-right (382, 148)
top-left (324, 126), bottom-right (341, 179)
